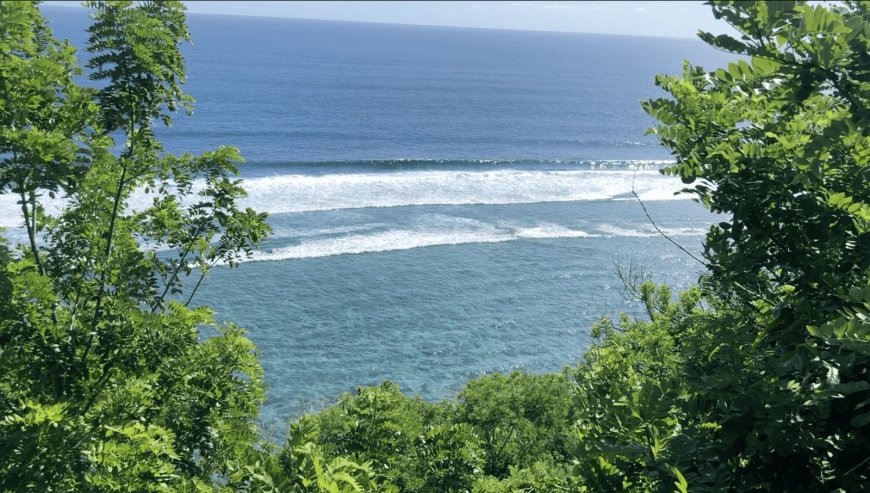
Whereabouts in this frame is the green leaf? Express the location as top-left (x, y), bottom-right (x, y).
top-left (850, 412), bottom-right (870, 428)
top-left (669, 465), bottom-right (689, 493)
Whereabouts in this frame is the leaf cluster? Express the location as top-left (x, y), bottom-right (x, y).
top-left (294, 375), bottom-right (577, 492)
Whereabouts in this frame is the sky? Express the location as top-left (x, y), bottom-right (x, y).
top-left (43, 1), bottom-right (736, 39)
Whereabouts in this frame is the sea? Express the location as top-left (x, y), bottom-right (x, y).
top-left (19, 6), bottom-right (735, 435)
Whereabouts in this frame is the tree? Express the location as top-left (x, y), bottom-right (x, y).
top-left (0, 0), bottom-right (93, 276)
top-left (638, 0), bottom-right (869, 490)
top-left (1, 1), bottom-right (271, 489)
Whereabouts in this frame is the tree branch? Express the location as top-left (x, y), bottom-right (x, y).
top-left (631, 175), bottom-right (706, 267)
top-left (19, 187), bottom-right (46, 275)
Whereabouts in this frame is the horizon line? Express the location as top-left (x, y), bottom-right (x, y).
top-left (40, 2), bottom-right (705, 41)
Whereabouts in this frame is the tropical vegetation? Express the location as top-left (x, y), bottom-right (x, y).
top-left (1, 0), bottom-right (866, 491)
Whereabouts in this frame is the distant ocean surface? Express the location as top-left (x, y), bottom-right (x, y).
top-left (25, 7), bottom-right (735, 434)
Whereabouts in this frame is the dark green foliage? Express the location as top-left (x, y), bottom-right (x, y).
top-left (472, 462), bottom-right (580, 493)
top-left (304, 375), bottom-right (575, 492)
top-left (0, 2), bottom-right (272, 490)
top-left (455, 371), bottom-right (576, 477)
top-left (225, 417), bottom-right (384, 493)
top-left (315, 382), bottom-right (438, 465)
top-left (638, 1), bottom-right (870, 490)
top-left (306, 382), bottom-right (455, 491)
top-left (567, 284), bottom-right (702, 491)
top-left (412, 422), bottom-right (483, 492)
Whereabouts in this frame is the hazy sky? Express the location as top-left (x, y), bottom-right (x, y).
top-left (44, 1), bottom-right (736, 39)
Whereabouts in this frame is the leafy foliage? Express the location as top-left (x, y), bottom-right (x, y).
top-left (303, 375), bottom-right (576, 492)
top-left (568, 284), bottom-right (702, 491)
top-left (226, 417), bottom-right (384, 493)
top-left (0, 0), bottom-right (94, 274)
top-left (639, 1), bottom-right (869, 490)
top-left (455, 371), bottom-right (575, 477)
top-left (3, 1), bottom-right (868, 491)
top-left (308, 382), bottom-right (453, 491)
top-left (0, 1), bottom-right (270, 489)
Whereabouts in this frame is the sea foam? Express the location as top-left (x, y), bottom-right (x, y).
top-left (247, 215), bottom-right (705, 262)
top-left (239, 168), bottom-right (688, 215)
top-left (0, 167), bottom-right (689, 230)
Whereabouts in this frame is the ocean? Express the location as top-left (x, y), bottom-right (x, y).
top-left (23, 6), bottom-right (734, 434)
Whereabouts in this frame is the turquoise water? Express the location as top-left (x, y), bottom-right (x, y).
top-left (201, 198), bottom-right (712, 433)
top-left (27, 7), bottom-right (735, 433)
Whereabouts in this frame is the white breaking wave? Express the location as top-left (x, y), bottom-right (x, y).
top-left (0, 187), bottom-right (167, 229)
top-left (244, 216), bottom-right (707, 262)
top-left (237, 169), bottom-right (689, 214)
top-left (0, 195), bottom-right (64, 229)
top-left (256, 229), bottom-right (509, 261)
top-left (0, 168), bottom-right (686, 229)
top-left (596, 224), bottom-right (708, 238)
top-left (252, 221), bottom-right (598, 261)
top-left (514, 223), bottom-right (597, 239)
top-left (268, 223), bottom-right (391, 239)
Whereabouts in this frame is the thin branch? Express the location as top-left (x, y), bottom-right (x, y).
top-left (614, 259), bottom-right (649, 303)
top-left (631, 174), bottom-right (706, 267)
top-left (19, 188), bottom-right (46, 275)
top-left (80, 161), bottom-right (127, 369)
top-left (153, 223), bottom-right (204, 310)
top-left (184, 254), bottom-right (223, 307)
top-left (79, 356), bottom-right (114, 416)
top-left (81, 103), bottom-right (139, 369)
top-left (843, 453), bottom-right (870, 479)
top-left (183, 265), bottom-right (209, 307)
top-left (20, 185), bottom-right (59, 326)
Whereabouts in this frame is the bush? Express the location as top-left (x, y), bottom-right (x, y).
top-left (306, 381), bottom-right (448, 490)
top-left (455, 371), bottom-right (576, 477)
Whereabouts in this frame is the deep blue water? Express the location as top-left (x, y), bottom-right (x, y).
top-left (30, 6), bottom-right (734, 435)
